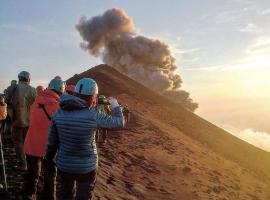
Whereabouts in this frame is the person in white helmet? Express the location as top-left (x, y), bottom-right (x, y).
top-left (45, 77), bottom-right (125, 200)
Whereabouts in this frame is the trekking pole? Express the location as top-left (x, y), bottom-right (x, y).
top-left (0, 130), bottom-right (8, 193)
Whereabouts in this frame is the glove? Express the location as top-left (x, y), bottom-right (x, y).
top-left (108, 97), bottom-right (119, 109)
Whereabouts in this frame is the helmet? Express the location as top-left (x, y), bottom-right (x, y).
top-left (11, 80), bottom-right (17, 86)
top-left (75, 78), bottom-right (98, 95)
top-left (66, 85), bottom-right (76, 93)
top-left (48, 79), bottom-right (65, 94)
top-left (54, 76), bottom-right (62, 80)
top-left (18, 71), bottom-right (30, 79)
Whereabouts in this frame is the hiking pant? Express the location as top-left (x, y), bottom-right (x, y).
top-left (58, 169), bottom-right (97, 200)
top-left (23, 155), bottom-right (56, 200)
top-left (12, 126), bottom-right (28, 167)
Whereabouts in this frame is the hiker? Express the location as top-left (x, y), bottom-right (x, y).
top-left (66, 84), bottom-right (76, 95)
top-left (23, 78), bottom-right (65, 200)
top-left (123, 105), bottom-right (131, 124)
top-left (4, 80), bottom-right (18, 134)
top-left (36, 85), bottom-right (44, 96)
top-left (4, 80), bottom-right (18, 105)
top-left (0, 94), bottom-right (7, 129)
top-left (44, 78), bottom-right (124, 200)
top-left (12, 71), bottom-right (36, 171)
top-left (96, 95), bottom-right (111, 144)
top-left (0, 94), bottom-right (8, 193)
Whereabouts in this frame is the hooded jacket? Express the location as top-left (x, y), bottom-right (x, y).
top-left (12, 81), bottom-right (36, 127)
top-left (24, 89), bottom-right (60, 157)
top-left (46, 95), bottom-right (124, 174)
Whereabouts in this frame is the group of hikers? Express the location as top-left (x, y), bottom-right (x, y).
top-left (0, 71), bottom-right (131, 200)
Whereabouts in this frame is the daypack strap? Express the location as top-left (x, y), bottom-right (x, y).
top-left (38, 103), bottom-right (52, 121)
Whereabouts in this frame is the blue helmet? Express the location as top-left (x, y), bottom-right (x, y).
top-left (75, 78), bottom-right (98, 95)
top-left (18, 71), bottom-right (30, 79)
top-left (48, 79), bottom-right (65, 94)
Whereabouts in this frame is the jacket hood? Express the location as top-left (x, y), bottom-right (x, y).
top-left (36, 89), bottom-right (60, 105)
top-left (60, 94), bottom-right (88, 110)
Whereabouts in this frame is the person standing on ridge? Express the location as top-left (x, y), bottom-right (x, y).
top-left (23, 78), bottom-right (65, 200)
top-left (12, 71), bottom-right (36, 171)
top-left (45, 78), bottom-right (125, 200)
top-left (0, 94), bottom-right (7, 128)
top-left (123, 105), bottom-right (131, 124)
top-left (4, 80), bottom-right (18, 133)
top-left (0, 94), bottom-right (7, 193)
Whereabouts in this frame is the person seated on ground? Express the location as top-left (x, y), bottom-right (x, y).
top-left (12, 71), bottom-right (36, 171)
top-left (23, 78), bottom-right (65, 200)
top-left (96, 95), bottom-right (111, 144)
top-left (36, 85), bottom-right (44, 96)
top-left (66, 84), bottom-right (76, 95)
top-left (44, 78), bottom-right (125, 200)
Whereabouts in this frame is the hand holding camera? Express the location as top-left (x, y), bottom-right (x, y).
top-left (108, 97), bottom-right (119, 109)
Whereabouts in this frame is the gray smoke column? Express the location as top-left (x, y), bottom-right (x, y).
top-left (76, 8), bottom-right (198, 111)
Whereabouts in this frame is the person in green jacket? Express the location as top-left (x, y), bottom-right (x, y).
top-left (12, 71), bottom-right (36, 171)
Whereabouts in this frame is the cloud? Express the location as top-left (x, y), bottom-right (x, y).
top-left (246, 36), bottom-right (270, 54)
top-left (171, 47), bottom-right (200, 55)
top-left (240, 23), bottom-right (262, 33)
top-left (261, 9), bottom-right (270, 15)
top-left (187, 35), bottom-right (270, 72)
top-left (184, 65), bottom-right (221, 71)
top-left (76, 8), bottom-right (198, 111)
top-left (213, 10), bottom-right (243, 24)
top-left (0, 23), bottom-right (41, 34)
top-left (237, 129), bottom-right (270, 152)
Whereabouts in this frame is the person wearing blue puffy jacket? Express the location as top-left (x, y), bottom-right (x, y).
top-left (44, 78), bottom-right (125, 200)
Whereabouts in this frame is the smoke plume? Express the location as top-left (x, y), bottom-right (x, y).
top-left (76, 8), bottom-right (198, 111)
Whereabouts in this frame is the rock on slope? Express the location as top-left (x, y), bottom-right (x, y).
top-left (67, 64), bottom-right (270, 200)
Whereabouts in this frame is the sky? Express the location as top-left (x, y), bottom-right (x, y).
top-left (1, 0), bottom-right (270, 151)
